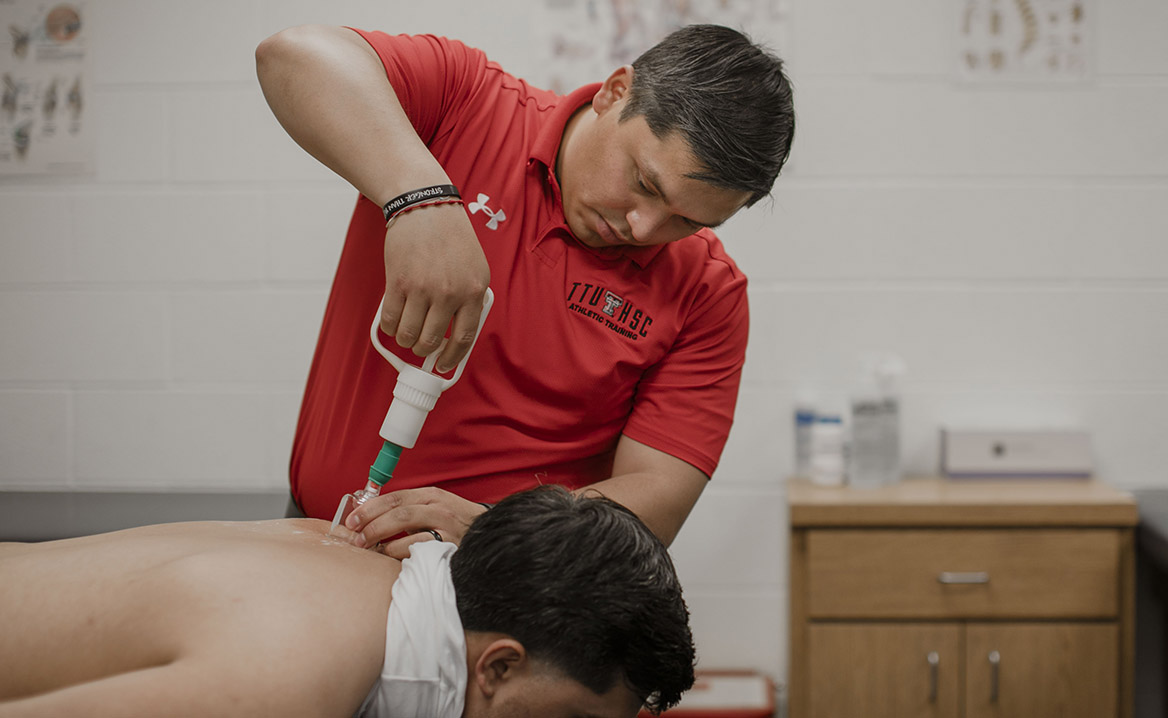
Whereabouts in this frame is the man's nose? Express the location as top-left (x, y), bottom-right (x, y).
top-left (626, 206), bottom-right (671, 244)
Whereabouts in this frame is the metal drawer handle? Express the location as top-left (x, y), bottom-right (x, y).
top-left (988, 650), bottom-right (1001, 702)
top-left (927, 651), bottom-right (939, 703)
top-left (937, 571), bottom-right (990, 584)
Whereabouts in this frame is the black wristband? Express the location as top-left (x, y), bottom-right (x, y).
top-left (381, 184), bottom-right (461, 223)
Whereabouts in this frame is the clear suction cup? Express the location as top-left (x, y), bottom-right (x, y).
top-left (327, 481), bottom-right (381, 545)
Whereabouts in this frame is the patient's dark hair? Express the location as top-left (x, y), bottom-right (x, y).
top-left (620, 23), bottom-right (795, 207)
top-left (450, 486), bottom-right (695, 713)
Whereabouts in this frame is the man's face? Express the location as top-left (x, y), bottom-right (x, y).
top-left (471, 667), bottom-right (644, 718)
top-left (558, 69), bottom-right (751, 249)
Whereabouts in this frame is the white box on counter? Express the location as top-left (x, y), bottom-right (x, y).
top-left (941, 427), bottom-right (1093, 478)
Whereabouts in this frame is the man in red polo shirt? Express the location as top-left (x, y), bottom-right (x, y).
top-left (256, 23), bottom-right (795, 555)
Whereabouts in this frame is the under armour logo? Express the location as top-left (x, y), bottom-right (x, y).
top-left (602, 290), bottom-right (623, 317)
top-left (467, 193), bottom-right (507, 230)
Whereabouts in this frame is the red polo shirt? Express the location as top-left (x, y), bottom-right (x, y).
top-left (289, 31), bottom-right (749, 519)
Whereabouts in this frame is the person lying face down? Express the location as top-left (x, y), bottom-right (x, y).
top-left (0, 486), bottom-right (695, 718)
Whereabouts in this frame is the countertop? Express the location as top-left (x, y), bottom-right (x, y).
top-left (788, 476), bottom-right (1140, 527)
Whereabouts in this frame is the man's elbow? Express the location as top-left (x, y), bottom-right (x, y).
top-left (256, 25), bottom-right (377, 94)
top-left (256, 25), bottom-right (305, 84)
top-left (256, 25), bottom-right (338, 85)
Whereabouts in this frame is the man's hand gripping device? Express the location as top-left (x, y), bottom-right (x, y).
top-left (329, 289), bottom-right (494, 537)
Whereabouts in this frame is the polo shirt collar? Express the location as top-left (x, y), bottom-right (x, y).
top-left (529, 83), bottom-right (666, 269)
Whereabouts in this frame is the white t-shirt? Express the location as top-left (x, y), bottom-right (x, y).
top-left (356, 540), bottom-right (467, 718)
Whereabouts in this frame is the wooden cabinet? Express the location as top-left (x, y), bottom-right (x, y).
top-left (805, 623), bottom-right (962, 718)
top-left (964, 623), bottom-right (1117, 718)
top-left (788, 478), bottom-right (1138, 718)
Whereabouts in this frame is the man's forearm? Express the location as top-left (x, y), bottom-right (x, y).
top-left (578, 472), bottom-right (704, 547)
top-left (578, 436), bottom-right (709, 546)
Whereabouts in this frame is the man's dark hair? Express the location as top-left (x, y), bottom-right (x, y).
top-left (450, 486), bottom-right (695, 713)
top-left (620, 23), bottom-right (795, 207)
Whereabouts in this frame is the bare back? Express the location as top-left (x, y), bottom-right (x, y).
top-left (0, 519), bottom-right (400, 717)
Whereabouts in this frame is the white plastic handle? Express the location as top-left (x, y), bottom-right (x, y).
top-left (370, 288), bottom-right (494, 390)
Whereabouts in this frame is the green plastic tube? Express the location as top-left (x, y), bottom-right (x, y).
top-left (368, 440), bottom-right (403, 487)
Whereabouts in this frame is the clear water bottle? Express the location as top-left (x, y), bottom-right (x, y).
top-left (848, 353), bottom-right (906, 488)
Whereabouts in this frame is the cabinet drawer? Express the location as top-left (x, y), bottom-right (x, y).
top-left (804, 529), bottom-right (1120, 619)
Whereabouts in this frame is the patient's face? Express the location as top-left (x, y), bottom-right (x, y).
top-left (475, 669), bottom-right (643, 718)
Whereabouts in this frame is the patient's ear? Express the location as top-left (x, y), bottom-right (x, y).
top-left (472, 637), bottom-right (528, 698)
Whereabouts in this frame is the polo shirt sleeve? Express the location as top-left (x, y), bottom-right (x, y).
top-left (349, 29), bottom-right (487, 145)
top-left (622, 256), bottom-right (750, 478)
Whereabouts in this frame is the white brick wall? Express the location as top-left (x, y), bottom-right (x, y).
top-left (1, 0), bottom-right (1165, 700)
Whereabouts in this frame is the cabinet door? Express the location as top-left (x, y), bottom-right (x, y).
top-left (965, 623), bottom-right (1118, 718)
top-left (806, 623), bottom-right (961, 718)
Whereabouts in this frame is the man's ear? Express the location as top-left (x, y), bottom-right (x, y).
top-left (592, 65), bottom-right (635, 115)
top-left (472, 638), bottom-right (529, 698)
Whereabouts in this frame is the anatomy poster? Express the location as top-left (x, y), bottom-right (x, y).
top-left (534, 0), bottom-right (788, 94)
top-left (0, 0), bottom-right (91, 174)
top-left (959, 0), bottom-right (1091, 82)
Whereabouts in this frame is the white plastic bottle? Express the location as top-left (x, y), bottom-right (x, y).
top-left (808, 411), bottom-right (847, 486)
top-left (792, 390), bottom-right (817, 479)
top-left (848, 353), bottom-right (906, 488)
